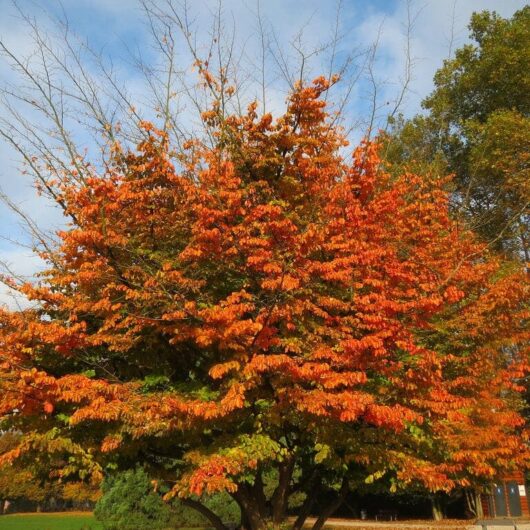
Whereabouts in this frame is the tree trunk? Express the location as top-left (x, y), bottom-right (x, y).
top-left (292, 470), bottom-right (322, 530)
top-left (271, 455), bottom-right (295, 524)
top-left (253, 470), bottom-right (269, 520)
top-left (242, 502), bottom-right (266, 530)
top-left (310, 479), bottom-right (348, 530)
top-left (474, 491), bottom-right (484, 519)
top-left (293, 491), bottom-right (317, 530)
top-left (232, 488), bottom-right (268, 530)
top-left (181, 498), bottom-right (229, 530)
top-left (464, 489), bottom-right (484, 519)
top-left (232, 460), bottom-right (297, 530)
top-left (431, 497), bottom-right (443, 521)
top-left (240, 508), bottom-right (250, 530)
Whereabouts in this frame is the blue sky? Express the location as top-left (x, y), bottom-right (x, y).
top-left (0, 0), bottom-right (527, 308)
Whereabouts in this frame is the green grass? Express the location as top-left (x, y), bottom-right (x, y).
top-left (0, 512), bottom-right (103, 530)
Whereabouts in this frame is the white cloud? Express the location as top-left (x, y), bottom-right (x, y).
top-left (356, 0), bottom-right (527, 119)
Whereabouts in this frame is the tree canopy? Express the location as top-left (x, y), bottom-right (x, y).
top-left (0, 71), bottom-right (528, 529)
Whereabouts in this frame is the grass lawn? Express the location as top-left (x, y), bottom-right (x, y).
top-left (0, 512), bottom-right (103, 530)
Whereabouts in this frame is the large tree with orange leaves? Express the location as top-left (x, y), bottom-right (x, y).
top-left (0, 76), bottom-right (528, 529)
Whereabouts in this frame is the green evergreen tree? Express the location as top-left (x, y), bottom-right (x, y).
top-left (94, 468), bottom-right (172, 530)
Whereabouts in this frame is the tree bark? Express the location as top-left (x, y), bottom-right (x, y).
top-left (292, 469), bottom-right (321, 530)
top-left (253, 470), bottom-right (269, 520)
top-left (474, 491), bottom-right (484, 519)
top-left (240, 508), bottom-right (250, 530)
top-left (181, 498), bottom-right (229, 530)
top-left (271, 455), bottom-right (295, 524)
top-left (293, 491), bottom-right (317, 530)
top-left (232, 487), bottom-right (267, 530)
top-left (431, 497), bottom-right (444, 521)
top-left (310, 479), bottom-right (348, 530)
top-left (464, 489), bottom-right (484, 519)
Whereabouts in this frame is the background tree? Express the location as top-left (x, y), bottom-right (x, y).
top-left (384, 7), bottom-right (530, 260)
top-left (0, 431), bottom-right (100, 514)
top-left (0, 433), bottom-right (51, 514)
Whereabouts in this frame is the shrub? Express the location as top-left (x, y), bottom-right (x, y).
top-left (94, 468), bottom-right (172, 530)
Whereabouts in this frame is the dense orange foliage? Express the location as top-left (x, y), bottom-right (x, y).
top-left (0, 76), bottom-right (528, 529)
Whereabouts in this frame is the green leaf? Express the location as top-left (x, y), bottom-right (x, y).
top-left (314, 443), bottom-right (331, 464)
